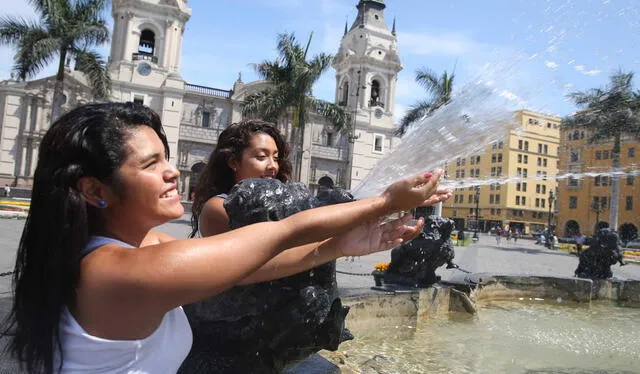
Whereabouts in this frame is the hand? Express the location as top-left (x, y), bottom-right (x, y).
top-left (399, 216), bottom-right (425, 243)
top-left (381, 170), bottom-right (449, 213)
top-left (335, 214), bottom-right (417, 257)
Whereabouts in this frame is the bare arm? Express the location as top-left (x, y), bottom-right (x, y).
top-left (85, 172), bottom-right (444, 313)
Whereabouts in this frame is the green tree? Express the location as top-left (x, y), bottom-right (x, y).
top-left (0, 0), bottom-right (111, 122)
top-left (563, 71), bottom-right (640, 231)
top-left (243, 32), bottom-right (350, 180)
top-left (397, 67), bottom-right (455, 136)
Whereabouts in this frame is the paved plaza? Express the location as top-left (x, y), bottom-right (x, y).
top-left (1, 214), bottom-right (639, 296)
top-left (0, 215), bottom-right (639, 372)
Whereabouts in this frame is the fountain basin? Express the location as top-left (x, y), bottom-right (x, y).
top-left (287, 276), bottom-right (640, 373)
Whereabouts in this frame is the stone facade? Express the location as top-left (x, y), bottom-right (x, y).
top-left (0, 0), bottom-right (402, 199)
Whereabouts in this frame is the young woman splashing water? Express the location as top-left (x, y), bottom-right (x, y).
top-left (1, 103), bottom-right (450, 374)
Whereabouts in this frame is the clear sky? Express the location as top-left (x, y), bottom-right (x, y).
top-left (1, 0), bottom-right (638, 121)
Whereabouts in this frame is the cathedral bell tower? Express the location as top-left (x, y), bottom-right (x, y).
top-left (108, 0), bottom-right (192, 165)
top-left (332, 0), bottom-right (403, 189)
top-left (109, 0), bottom-right (191, 80)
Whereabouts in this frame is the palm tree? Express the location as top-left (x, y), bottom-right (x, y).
top-left (243, 32), bottom-right (350, 181)
top-left (563, 71), bottom-right (640, 231)
top-left (397, 67), bottom-right (455, 136)
top-left (0, 0), bottom-right (111, 122)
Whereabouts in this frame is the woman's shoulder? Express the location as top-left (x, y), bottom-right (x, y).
top-left (199, 196), bottom-right (230, 236)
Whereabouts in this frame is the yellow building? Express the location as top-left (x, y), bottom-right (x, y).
top-left (442, 110), bottom-right (560, 235)
top-left (556, 128), bottom-right (639, 237)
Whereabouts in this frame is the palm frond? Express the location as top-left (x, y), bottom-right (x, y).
top-left (0, 16), bottom-right (41, 45)
top-left (243, 88), bottom-right (289, 123)
top-left (396, 100), bottom-right (433, 135)
top-left (74, 49), bottom-right (111, 99)
top-left (306, 97), bottom-right (350, 132)
top-left (14, 32), bottom-right (59, 80)
top-left (415, 67), bottom-right (441, 96)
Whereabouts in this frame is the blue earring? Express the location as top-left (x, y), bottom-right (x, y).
top-left (98, 200), bottom-right (107, 208)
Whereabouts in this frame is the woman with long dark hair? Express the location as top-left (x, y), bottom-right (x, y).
top-left (189, 119), bottom-right (293, 238)
top-left (1, 102), bottom-right (449, 373)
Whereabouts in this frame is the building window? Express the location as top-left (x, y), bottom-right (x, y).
top-left (495, 194), bottom-right (501, 204)
top-left (497, 153), bottom-right (503, 162)
top-left (522, 182), bottom-right (527, 192)
top-left (132, 94), bottom-right (145, 105)
top-left (518, 154), bottom-right (522, 163)
top-left (341, 81), bottom-right (349, 106)
top-left (496, 167), bottom-right (502, 176)
top-left (627, 175), bottom-right (634, 186)
top-left (202, 111), bottom-right (210, 127)
top-left (541, 185), bottom-right (546, 194)
top-left (536, 184), bottom-right (540, 193)
top-left (544, 144), bottom-right (548, 154)
top-left (370, 80), bottom-right (381, 106)
top-left (489, 194), bottom-right (494, 204)
top-left (626, 196), bottom-right (633, 211)
top-left (603, 150), bottom-right (609, 159)
top-left (523, 168), bottom-right (528, 178)
top-left (491, 154), bottom-right (497, 163)
top-left (517, 167), bottom-right (522, 177)
top-left (516, 183), bottom-right (521, 191)
top-left (476, 156), bottom-right (481, 164)
top-left (538, 144), bottom-right (543, 153)
top-left (326, 132), bottom-right (333, 146)
top-left (516, 196), bottom-right (520, 205)
top-left (629, 147), bottom-right (636, 158)
top-left (541, 199), bottom-right (545, 208)
top-left (138, 29), bottom-right (156, 56)
top-left (497, 208), bottom-right (502, 215)
top-left (535, 198), bottom-right (540, 207)
top-left (543, 158), bottom-right (548, 167)
top-left (568, 177), bottom-right (578, 187)
top-left (569, 196), bottom-right (578, 209)
top-left (373, 134), bottom-right (384, 153)
top-left (524, 141), bottom-right (529, 151)
top-left (468, 194), bottom-right (473, 203)
top-left (596, 151), bottom-right (602, 160)
top-left (498, 141), bottom-right (504, 149)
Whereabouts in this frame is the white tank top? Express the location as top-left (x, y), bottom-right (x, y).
top-left (54, 236), bottom-right (193, 373)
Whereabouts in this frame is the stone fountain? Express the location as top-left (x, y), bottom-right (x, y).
top-left (179, 178), bottom-right (354, 374)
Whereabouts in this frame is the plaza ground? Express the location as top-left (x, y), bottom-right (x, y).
top-left (0, 215), bottom-right (639, 372)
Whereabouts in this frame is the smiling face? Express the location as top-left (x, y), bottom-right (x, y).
top-left (106, 126), bottom-right (184, 229)
top-left (230, 133), bottom-right (280, 182)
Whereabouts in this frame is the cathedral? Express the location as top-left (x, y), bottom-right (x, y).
top-left (0, 0), bottom-right (402, 200)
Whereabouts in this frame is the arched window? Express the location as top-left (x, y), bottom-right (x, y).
top-left (341, 81), bottom-right (349, 106)
top-left (138, 29), bottom-right (156, 55)
top-left (370, 80), bottom-right (380, 107)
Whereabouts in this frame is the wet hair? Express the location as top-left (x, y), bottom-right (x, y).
top-left (1, 102), bottom-right (168, 374)
top-left (190, 119), bottom-right (291, 237)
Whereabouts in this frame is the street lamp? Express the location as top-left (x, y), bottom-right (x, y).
top-left (547, 190), bottom-right (555, 231)
top-left (473, 185), bottom-right (480, 239)
top-left (591, 200), bottom-right (604, 233)
top-left (545, 190), bottom-right (555, 249)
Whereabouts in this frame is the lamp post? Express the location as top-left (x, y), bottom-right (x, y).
top-left (547, 190), bottom-right (555, 230)
top-left (473, 185), bottom-right (480, 239)
top-left (545, 190), bottom-right (555, 249)
top-left (591, 200), bottom-right (604, 234)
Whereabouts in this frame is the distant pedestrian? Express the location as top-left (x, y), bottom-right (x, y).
top-left (3, 184), bottom-right (10, 197)
top-left (575, 232), bottom-right (586, 255)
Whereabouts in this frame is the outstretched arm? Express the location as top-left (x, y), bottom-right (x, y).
top-left (83, 171), bottom-right (445, 314)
